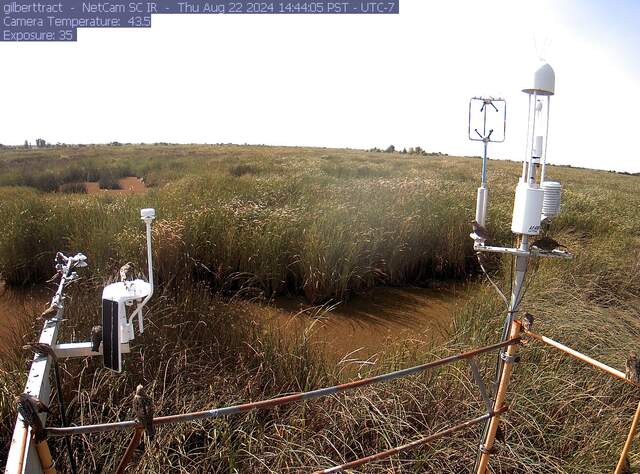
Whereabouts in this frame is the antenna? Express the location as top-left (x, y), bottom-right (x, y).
top-left (468, 96), bottom-right (506, 229)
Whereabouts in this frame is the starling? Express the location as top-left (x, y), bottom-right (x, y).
top-left (16, 393), bottom-right (49, 441)
top-left (133, 384), bottom-right (155, 440)
top-left (23, 342), bottom-right (57, 362)
top-left (91, 325), bottom-right (103, 353)
top-left (46, 271), bottom-right (62, 283)
top-left (522, 313), bottom-right (534, 332)
top-left (471, 220), bottom-right (491, 242)
top-left (619, 455), bottom-right (632, 474)
top-left (17, 393), bottom-right (49, 414)
top-left (120, 262), bottom-right (134, 288)
top-left (530, 236), bottom-right (567, 253)
top-left (40, 302), bottom-right (60, 320)
top-left (626, 352), bottom-right (640, 383)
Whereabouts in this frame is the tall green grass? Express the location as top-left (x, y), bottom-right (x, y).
top-left (0, 148), bottom-right (483, 301)
top-left (1, 145), bottom-right (639, 472)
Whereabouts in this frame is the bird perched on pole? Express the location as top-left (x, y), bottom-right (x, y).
top-left (619, 455), bottom-right (632, 474)
top-left (625, 352), bottom-right (640, 383)
top-left (46, 270), bottom-right (62, 284)
top-left (40, 301), bottom-right (60, 320)
top-left (16, 393), bottom-right (49, 441)
top-left (91, 325), bottom-right (103, 353)
top-left (120, 262), bottom-right (134, 289)
top-left (23, 342), bottom-right (58, 362)
top-left (55, 252), bottom-right (68, 265)
top-left (530, 236), bottom-right (567, 253)
top-left (495, 424), bottom-right (506, 444)
top-left (471, 220), bottom-right (491, 242)
top-left (17, 393), bottom-right (49, 414)
top-left (133, 384), bottom-right (155, 440)
top-left (522, 313), bottom-right (535, 332)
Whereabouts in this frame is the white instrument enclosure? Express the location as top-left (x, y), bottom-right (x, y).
top-left (101, 279), bottom-right (151, 372)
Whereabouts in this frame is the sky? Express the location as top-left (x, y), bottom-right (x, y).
top-left (1, 0), bottom-right (639, 172)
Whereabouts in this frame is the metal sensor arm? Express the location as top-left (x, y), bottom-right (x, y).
top-left (133, 209), bottom-right (155, 334)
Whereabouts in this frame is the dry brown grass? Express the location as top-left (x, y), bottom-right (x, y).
top-left (0, 145), bottom-right (639, 472)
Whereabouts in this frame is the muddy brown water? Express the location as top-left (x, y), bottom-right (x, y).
top-left (0, 283), bottom-right (48, 354)
top-left (262, 286), bottom-right (465, 364)
top-left (0, 283), bottom-right (464, 363)
top-left (84, 176), bottom-right (147, 194)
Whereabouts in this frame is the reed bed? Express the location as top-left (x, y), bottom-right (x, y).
top-left (0, 145), bottom-right (639, 472)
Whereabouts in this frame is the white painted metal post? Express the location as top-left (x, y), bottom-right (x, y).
top-left (5, 254), bottom-right (83, 474)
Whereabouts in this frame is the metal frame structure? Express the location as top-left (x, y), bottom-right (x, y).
top-left (5, 209), bottom-right (155, 474)
top-left (5, 67), bottom-right (640, 473)
top-left (5, 253), bottom-right (86, 474)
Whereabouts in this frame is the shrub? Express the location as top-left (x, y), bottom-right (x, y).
top-left (59, 182), bottom-right (87, 194)
top-left (229, 163), bottom-right (258, 177)
top-left (98, 174), bottom-right (122, 190)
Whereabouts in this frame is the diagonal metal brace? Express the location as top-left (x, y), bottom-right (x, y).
top-left (467, 358), bottom-right (493, 413)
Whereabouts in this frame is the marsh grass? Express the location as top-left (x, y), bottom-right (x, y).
top-left (0, 145), bottom-right (639, 472)
top-left (59, 182), bottom-right (87, 194)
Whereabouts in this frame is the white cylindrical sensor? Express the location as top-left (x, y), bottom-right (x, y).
top-left (541, 181), bottom-right (562, 219)
top-left (511, 182), bottom-right (545, 235)
top-left (532, 135), bottom-right (544, 159)
top-left (475, 186), bottom-right (488, 226)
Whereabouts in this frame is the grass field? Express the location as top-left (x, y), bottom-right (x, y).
top-left (0, 144), bottom-right (639, 472)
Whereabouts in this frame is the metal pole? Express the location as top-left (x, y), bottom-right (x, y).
top-left (476, 249), bottom-right (528, 474)
top-left (116, 428), bottom-right (143, 474)
top-left (34, 439), bottom-right (57, 474)
top-left (46, 339), bottom-right (519, 437)
top-left (615, 400), bottom-right (640, 474)
top-left (523, 330), bottom-right (635, 385)
top-left (540, 98), bottom-right (551, 183)
top-left (481, 140), bottom-right (488, 186)
top-left (314, 408), bottom-right (508, 474)
top-left (16, 427), bottom-right (28, 473)
top-left (521, 97), bottom-right (532, 179)
top-left (52, 361), bottom-right (77, 474)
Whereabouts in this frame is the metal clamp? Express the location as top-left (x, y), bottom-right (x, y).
top-left (500, 352), bottom-right (520, 364)
top-left (479, 443), bottom-right (497, 454)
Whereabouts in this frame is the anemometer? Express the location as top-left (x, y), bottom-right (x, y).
top-left (468, 96), bottom-right (506, 227)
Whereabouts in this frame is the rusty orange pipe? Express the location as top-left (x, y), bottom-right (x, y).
top-left (523, 328), bottom-right (640, 388)
top-left (615, 400), bottom-right (640, 474)
top-left (16, 427), bottom-right (28, 473)
top-left (116, 428), bottom-right (143, 474)
top-left (34, 439), bottom-right (56, 474)
top-left (476, 321), bottom-right (521, 473)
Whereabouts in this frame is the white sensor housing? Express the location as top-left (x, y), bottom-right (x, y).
top-left (475, 186), bottom-right (488, 226)
top-left (141, 208), bottom-right (156, 220)
top-left (511, 181), bottom-right (544, 235)
top-left (523, 63), bottom-right (555, 96)
top-left (532, 135), bottom-right (544, 159)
